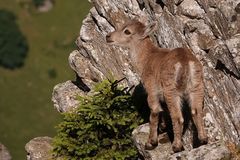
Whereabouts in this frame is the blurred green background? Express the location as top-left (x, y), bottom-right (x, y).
top-left (0, 0), bottom-right (91, 159)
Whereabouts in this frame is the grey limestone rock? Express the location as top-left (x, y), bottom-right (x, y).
top-left (25, 137), bottom-right (53, 160)
top-left (0, 143), bottom-right (11, 160)
top-left (52, 80), bottom-right (86, 112)
top-left (132, 123), bottom-right (232, 160)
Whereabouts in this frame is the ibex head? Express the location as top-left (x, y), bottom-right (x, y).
top-left (106, 19), bottom-right (157, 47)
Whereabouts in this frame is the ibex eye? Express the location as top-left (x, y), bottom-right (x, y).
top-left (124, 29), bottom-right (131, 35)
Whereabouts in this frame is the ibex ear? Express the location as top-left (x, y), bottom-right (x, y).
top-left (141, 21), bottom-right (158, 39)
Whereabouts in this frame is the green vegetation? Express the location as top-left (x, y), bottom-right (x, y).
top-left (53, 79), bottom-right (143, 159)
top-left (0, 0), bottom-right (91, 159)
top-left (0, 9), bottom-right (28, 69)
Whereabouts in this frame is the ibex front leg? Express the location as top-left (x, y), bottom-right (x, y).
top-left (145, 93), bottom-right (162, 150)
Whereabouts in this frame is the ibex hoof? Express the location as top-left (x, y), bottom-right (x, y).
top-left (199, 137), bottom-right (208, 145)
top-left (172, 144), bottom-right (184, 153)
top-left (145, 141), bottom-right (158, 150)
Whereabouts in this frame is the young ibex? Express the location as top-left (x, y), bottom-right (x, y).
top-left (106, 19), bottom-right (208, 152)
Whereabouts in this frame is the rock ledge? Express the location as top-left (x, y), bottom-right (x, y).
top-left (132, 123), bottom-right (232, 160)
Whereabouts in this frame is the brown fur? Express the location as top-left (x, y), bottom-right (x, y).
top-left (106, 20), bottom-right (208, 152)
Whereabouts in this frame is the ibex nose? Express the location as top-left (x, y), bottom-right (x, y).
top-left (106, 34), bottom-right (113, 43)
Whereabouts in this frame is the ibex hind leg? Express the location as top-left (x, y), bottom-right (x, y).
top-left (188, 91), bottom-right (208, 145)
top-left (188, 61), bottom-right (208, 145)
top-left (165, 93), bottom-right (184, 152)
top-left (145, 94), bottom-right (161, 150)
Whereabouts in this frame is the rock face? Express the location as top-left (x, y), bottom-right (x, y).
top-left (50, 0), bottom-right (240, 159)
top-left (0, 143), bottom-right (11, 160)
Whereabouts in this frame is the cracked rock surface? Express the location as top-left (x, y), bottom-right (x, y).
top-left (48, 0), bottom-right (240, 159)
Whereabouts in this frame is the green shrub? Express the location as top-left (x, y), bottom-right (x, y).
top-left (0, 10), bottom-right (28, 69)
top-left (52, 78), bottom-right (143, 160)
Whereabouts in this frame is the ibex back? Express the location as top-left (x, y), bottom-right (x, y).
top-left (106, 19), bottom-right (208, 152)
